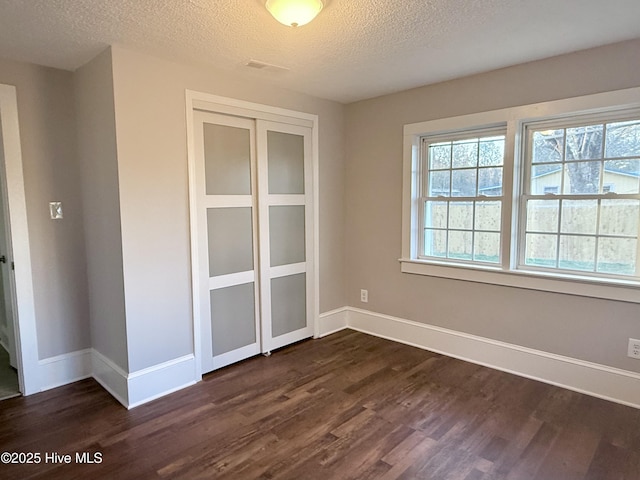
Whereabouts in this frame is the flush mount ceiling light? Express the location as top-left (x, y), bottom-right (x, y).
top-left (265, 0), bottom-right (324, 27)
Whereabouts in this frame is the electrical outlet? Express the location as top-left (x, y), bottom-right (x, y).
top-left (628, 338), bottom-right (640, 359)
top-left (360, 289), bottom-right (368, 303)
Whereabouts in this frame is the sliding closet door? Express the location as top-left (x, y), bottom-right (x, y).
top-left (257, 121), bottom-right (314, 352)
top-left (194, 111), bottom-right (261, 373)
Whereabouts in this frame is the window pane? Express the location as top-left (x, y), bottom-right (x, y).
top-left (451, 169), bottom-right (477, 197)
top-left (429, 171), bottom-right (451, 196)
top-left (563, 161), bottom-right (601, 194)
top-left (424, 229), bottom-right (446, 258)
top-left (211, 283), bottom-right (256, 356)
top-left (208, 207), bottom-right (254, 277)
top-left (474, 232), bottom-right (500, 263)
top-left (525, 234), bottom-right (557, 267)
top-left (425, 201), bottom-right (447, 229)
top-left (531, 165), bottom-right (562, 194)
top-left (475, 201), bottom-right (501, 231)
top-left (452, 139), bottom-right (478, 168)
top-left (203, 123), bottom-right (251, 195)
top-left (271, 274), bottom-right (307, 337)
top-left (597, 238), bottom-right (637, 276)
top-left (269, 206), bottom-right (305, 267)
top-left (478, 137), bottom-right (504, 166)
top-left (478, 167), bottom-right (502, 196)
top-left (267, 131), bottom-right (305, 194)
top-left (532, 130), bottom-right (564, 163)
top-left (449, 202), bottom-right (473, 230)
top-left (429, 143), bottom-right (451, 170)
top-left (600, 199), bottom-right (639, 236)
top-left (605, 120), bottom-right (640, 158)
top-left (526, 200), bottom-right (559, 233)
top-left (448, 230), bottom-right (472, 260)
top-left (565, 124), bottom-right (603, 160)
top-left (559, 235), bottom-right (596, 272)
top-left (603, 159), bottom-right (640, 194)
top-left (560, 200), bottom-right (597, 235)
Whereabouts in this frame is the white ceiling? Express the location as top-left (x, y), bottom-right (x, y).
top-left (1, 0), bottom-right (639, 103)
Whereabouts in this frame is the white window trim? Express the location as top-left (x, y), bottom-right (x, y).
top-left (401, 86), bottom-right (640, 304)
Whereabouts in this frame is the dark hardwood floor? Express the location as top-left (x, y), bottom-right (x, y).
top-left (1, 330), bottom-right (639, 479)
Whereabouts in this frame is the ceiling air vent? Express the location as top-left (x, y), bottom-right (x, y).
top-left (245, 60), bottom-right (290, 73)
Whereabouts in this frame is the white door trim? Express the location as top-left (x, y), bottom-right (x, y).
top-left (0, 84), bottom-right (39, 395)
top-left (186, 90), bottom-right (320, 380)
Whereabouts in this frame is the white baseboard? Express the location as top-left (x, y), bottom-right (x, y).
top-left (39, 349), bottom-right (92, 392)
top-left (318, 308), bottom-right (348, 337)
top-left (34, 307), bottom-right (640, 410)
top-left (91, 349), bottom-right (129, 407)
top-left (346, 307), bottom-right (640, 409)
top-left (127, 354), bottom-right (197, 409)
top-left (91, 350), bottom-right (197, 409)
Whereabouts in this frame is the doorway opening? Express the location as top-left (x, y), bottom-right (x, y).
top-left (0, 83), bottom-right (39, 398)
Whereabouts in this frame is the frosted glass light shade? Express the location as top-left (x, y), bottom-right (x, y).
top-left (265, 0), bottom-right (323, 27)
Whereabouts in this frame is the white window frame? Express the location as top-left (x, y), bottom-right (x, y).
top-left (401, 87), bottom-right (640, 304)
top-left (518, 111), bottom-right (640, 279)
top-left (418, 128), bottom-right (507, 267)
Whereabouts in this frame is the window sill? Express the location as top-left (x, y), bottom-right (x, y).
top-left (399, 258), bottom-right (640, 304)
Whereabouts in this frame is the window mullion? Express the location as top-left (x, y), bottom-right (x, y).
top-left (418, 138), bottom-right (428, 257)
top-left (560, 128), bottom-right (567, 194)
top-left (555, 198), bottom-right (562, 269)
top-left (445, 201), bottom-right (450, 259)
top-left (504, 119), bottom-right (519, 270)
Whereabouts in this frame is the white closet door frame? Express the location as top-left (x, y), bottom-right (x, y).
top-left (186, 91), bottom-right (319, 380)
top-left (257, 121), bottom-right (315, 353)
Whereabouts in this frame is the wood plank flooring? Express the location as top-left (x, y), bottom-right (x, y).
top-left (1, 330), bottom-right (639, 479)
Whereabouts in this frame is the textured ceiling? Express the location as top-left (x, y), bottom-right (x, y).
top-left (0, 0), bottom-right (639, 103)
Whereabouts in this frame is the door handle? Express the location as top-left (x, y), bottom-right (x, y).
top-left (0, 255), bottom-right (6, 264)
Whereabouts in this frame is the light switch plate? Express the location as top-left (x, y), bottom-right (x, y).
top-left (49, 202), bottom-right (63, 220)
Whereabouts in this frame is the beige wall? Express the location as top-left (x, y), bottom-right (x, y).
top-left (4, 33), bottom-right (638, 388)
top-left (110, 46), bottom-right (345, 371)
top-left (0, 57), bottom-right (90, 359)
top-left (74, 49), bottom-right (129, 370)
top-left (345, 39), bottom-right (640, 372)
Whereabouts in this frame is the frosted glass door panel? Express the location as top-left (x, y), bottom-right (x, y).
top-left (267, 131), bottom-right (305, 194)
top-left (271, 274), bottom-right (307, 337)
top-left (204, 123), bottom-right (251, 195)
top-left (269, 206), bottom-right (305, 267)
top-left (208, 208), bottom-right (254, 276)
top-left (211, 283), bottom-right (256, 356)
